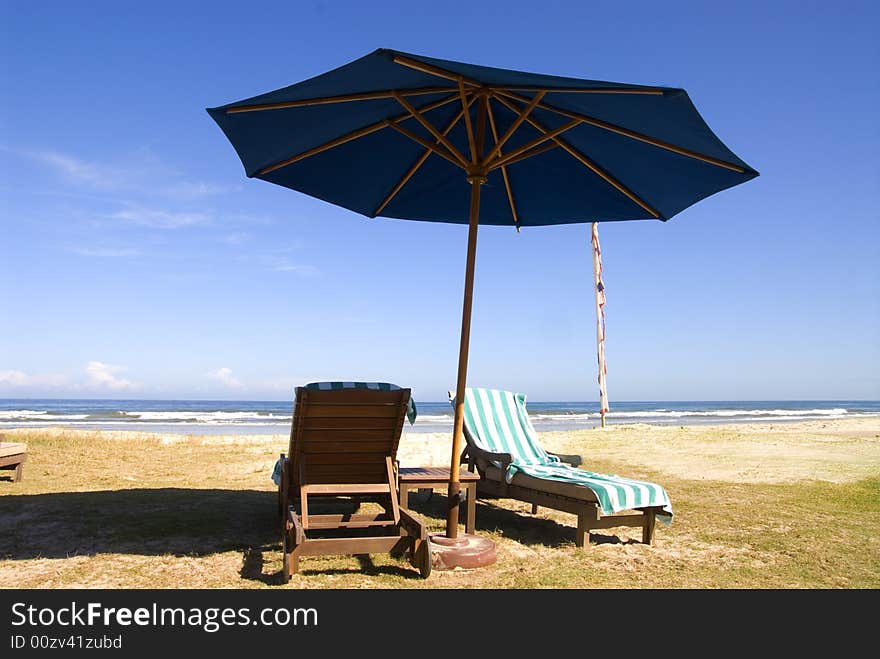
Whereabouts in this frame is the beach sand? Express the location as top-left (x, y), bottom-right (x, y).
top-left (1, 416), bottom-right (878, 589)
top-left (399, 416), bottom-right (880, 483)
top-left (3, 416), bottom-right (878, 485)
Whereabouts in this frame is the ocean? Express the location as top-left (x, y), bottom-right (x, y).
top-left (1, 398), bottom-right (878, 435)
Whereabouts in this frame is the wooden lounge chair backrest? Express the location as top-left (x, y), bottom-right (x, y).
top-left (288, 385), bottom-right (411, 488)
top-left (277, 384), bottom-right (431, 579)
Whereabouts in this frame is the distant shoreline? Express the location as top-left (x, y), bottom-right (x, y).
top-left (2, 398), bottom-right (877, 435)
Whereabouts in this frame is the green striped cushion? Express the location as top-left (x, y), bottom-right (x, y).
top-left (460, 387), bottom-right (672, 519)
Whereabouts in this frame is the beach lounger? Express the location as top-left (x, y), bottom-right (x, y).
top-left (0, 435), bottom-right (27, 483)
top-left (273, 382), bottom-right (431, 580)
top-left (451, 388), bottom-right (673, 547)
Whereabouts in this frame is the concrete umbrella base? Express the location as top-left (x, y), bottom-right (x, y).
top-left (429, 532), bottom-right (497, 570)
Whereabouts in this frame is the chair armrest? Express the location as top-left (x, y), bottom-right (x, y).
top-left (398, 507), bottom-right (427, 540)
top-left (467, 444), bottom-right (513, 470)
top-left (550, 453), bottom-right (582, 467)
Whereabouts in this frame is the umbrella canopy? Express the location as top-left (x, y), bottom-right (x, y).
top-left (208, 48), bottom-right (757, 226)
top-left (207, 48), bottom-right (758, 539)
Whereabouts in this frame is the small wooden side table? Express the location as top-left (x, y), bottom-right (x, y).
top-left (0, 441), bottom-right (27, 483)
top-left (398, 467), bottom-right (480, 535)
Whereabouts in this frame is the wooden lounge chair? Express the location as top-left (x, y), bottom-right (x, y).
top-left (451, 388), bottom-right (672, 548)
top-left (275, 382), bottom-right (431, 580)
top-left (0, 435), bottom-right (27, 483)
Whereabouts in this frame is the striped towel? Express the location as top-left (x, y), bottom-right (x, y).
top-left (456, 387), bottom-right (672, 521)
top-left (272, 381), bottom-right (416, 486)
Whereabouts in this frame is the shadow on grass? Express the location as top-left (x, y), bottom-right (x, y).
top-left (405, 491), bottom-right (634, 547)
top-left (293, 555), bottom-right (425, 580)
top-left (0, 489), bottom-right (430, 584)
top-left (0, 488), bottom-right (279, 562)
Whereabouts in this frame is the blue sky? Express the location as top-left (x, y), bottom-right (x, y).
top-left (1, 0), bottom-right (878, 402)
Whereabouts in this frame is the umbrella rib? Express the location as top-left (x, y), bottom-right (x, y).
top-left (257, 94), bottom-right (460, 176)
top-left (225, 87), bottom-right (459, 113)
top-left (494, 95), bottom-right (661, 218)
top-left (393, 51), bottom-right (481, 164)
top-left (483, 91), bottom-right (546, 163)
top-left (489, 141), bottom-right (559, 169)
top-left (496, 89), bottom-right (748, 173)
top-left (383, 121), bottom-right (465, 169)
top-left (389, 55), bottom-right (664, 96)
top-left (488, 118), bottom-right (580, 170)
top-left (501, 86), bottom-right (665, 95)
top-left (392, 55), bottom-right (482, 88)
top-left (485, 98), bottom-right (520, 230)
top-left (374, 95), bottom-right (476, 217)
top-left (392, 92), bottom-right (470, 168)
top-left (459, 79), bottom-right (478, 165)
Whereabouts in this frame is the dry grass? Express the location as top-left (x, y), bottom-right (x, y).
top-left (1, 418), bottom-right (878, 589)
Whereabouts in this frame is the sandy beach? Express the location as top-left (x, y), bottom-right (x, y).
top-left (1, 416), bottom-right (878, 589)
top-left (399, 416), bottom-right (880, 483)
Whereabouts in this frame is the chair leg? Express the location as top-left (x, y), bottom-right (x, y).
top-left (14, 462), bottom-right (23, 482)
top-left (281, 507), bottom-right (304, 582)
top-left (576, 513), bottom-right (589, 548)
top-left (576, 504), bottom-right (599, 549)
top-left (642, 508), bottom-right (657, 545)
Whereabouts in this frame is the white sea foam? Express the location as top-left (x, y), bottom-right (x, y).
top-left (105, 411), bottom-right (290, 423)
top-left (0, 404), bottom-right (871, 432)
top-left (0, 410), bottom-right (89, 420)
top-left (530, 408), bottom-right (850, 420)
top-left (0, 410), bottom-right (50, 418)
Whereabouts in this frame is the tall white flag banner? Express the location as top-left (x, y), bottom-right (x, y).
top-left (591, 223), bottom-right (609, 427)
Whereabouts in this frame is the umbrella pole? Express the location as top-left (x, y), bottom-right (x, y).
top-left (446, 176), bottom-right (484, 539)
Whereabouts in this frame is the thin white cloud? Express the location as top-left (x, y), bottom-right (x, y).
top-left (208, 367), bottom-right (242, 388)
top-left (69, 246), bottom-right (142, 257)
top-left (163, 181), bottom-right (240, 200)
top-left (258, 375), bottom-right (328, 395)
top-left (263, 255), bottom-right (319, 276)
top-left (85, 361), bottom-right (134, 390)
top-left (25, 150), bottom-right (114, 188)
top-left (218, 232), bottom-right (250, 245)
top-left (0, 370), bottom-right (68, 388)
top-left (109, 206), bottom-right (210, 229)
top-left (16, 147), bottom-right (235, 200)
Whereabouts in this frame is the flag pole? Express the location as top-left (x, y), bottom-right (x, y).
top-left (590, 223), bottom-right (609, 428)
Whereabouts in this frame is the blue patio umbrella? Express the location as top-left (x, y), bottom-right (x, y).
top-left (207, 48), bottom-right (758, 540)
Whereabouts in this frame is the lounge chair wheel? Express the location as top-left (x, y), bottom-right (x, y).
top-left (415, 540), bottom-right (432, 579)
top-left (281, 530), bottom-right (291, 584)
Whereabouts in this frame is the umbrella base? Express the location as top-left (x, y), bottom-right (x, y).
top-left (429, 532), bottom-right (497, 570)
